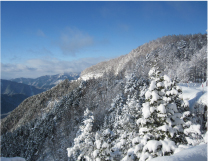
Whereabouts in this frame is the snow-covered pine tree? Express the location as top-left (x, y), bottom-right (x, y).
top-left (135, 67), bottom-right (188, 160)
top-left (92, 128), bottom-right (115, 161)
top-left (106, 75), bottom-right (148, 160)
top-left (67, 108), bottom-right (94, 161)
top-left (91, 94), bottom-right (126, 161)
top-left (138, 67), bottom-right (168, 140)
top-left (120, 74), bottom-right (148, 134)
top-left (182, 111), bottom-right (203, 146)
top-left (107, 94), bottom-right (126, 130)
top-left (163, 76), bottom-right (203, 146)
top-left (97, 74), bottom-right (148, 161)
top-left (111, 95), bottom-right (141, 160)
top-left (120, 95), bottom-right (141, 131)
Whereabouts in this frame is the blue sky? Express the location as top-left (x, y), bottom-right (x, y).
top-left (1, 1), bottom-right (207, 79)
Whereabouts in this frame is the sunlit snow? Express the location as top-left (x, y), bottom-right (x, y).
top-left (150, 143), bottom-right (207, 161)
top-left (178, 83), bottom-right (207, 111)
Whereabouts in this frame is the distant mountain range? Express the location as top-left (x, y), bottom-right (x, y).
top-left (11, 72), bottom-right (80, 90)
top-left (1, 72), bottom-right (80, 118)
top-left (1, 79), bottom-right (44, 119)
top-left (1, 79), bottom-right (45, 96)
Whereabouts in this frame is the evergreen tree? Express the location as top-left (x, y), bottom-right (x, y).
top-left (135, 67), bottom-right (188, 160)
top-left (67, 108), bottom-right (94, 161)
top-left (111, 95), bottom-right (141, 159)
top-left (92, 94), bottom-right (125, 161)
top-left (102, 74), bottom-right (148, 161)
top-left (92, 129), bottom-right (116, 161)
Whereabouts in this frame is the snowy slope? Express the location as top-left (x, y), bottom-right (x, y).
top-left (178, 83), bottom-right (207, 111)
top-left (80, 34), bottom-right (207, 82)
top-left (149, 83), bottom-right (207, 161)
top-left (150, 143), bottom-right (207, 161)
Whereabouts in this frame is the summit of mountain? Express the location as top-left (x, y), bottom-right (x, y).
top-left (81, 33), bottom-right (206, 82)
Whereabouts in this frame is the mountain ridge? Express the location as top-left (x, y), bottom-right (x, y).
top-left (1, 33), bottom-right (207, 160)
top-left (81, 34), bottom-right (206, 82)
top-left (11, 72), bottom-right (80, 90)
top-left (1, 73), bottom-right (80, 118)
top-left (1, 79), bottom-right (45, 96)
top-left (1, 79), bottom-right (45, 118)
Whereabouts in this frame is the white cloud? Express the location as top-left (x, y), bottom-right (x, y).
top-left (117, 23), bottom-right (130, 32)
top-left (56, 27), bottom-right (94, 56)
top-left (1, 57), bottom-right (107, 79)
top-left (37, 29), bottom-right (46, 37)
top-left (27, 47), bottom-right (53, 56)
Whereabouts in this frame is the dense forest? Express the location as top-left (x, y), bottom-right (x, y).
top-left (1, 34), bottom-right (207, 161)
top-left (81, 34), bottom-right (207, 83)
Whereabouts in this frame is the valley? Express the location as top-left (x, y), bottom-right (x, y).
top-left (1, 73), bottom-right (80, 118)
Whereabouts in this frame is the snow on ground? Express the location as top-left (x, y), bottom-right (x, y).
top-left (79, 73), bottom-right (103, 81)
top-left (53, 79), bottom-right (64, 85)
top-left (0, 157), bottom-right (26, 161)
top-left (178, 83), bottom-right (207, 111)
top-left (150, 143), bottom-right (207, 161)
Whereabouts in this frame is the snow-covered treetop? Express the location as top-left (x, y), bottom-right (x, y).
top-left (148, 67), bottom-right (161, 80)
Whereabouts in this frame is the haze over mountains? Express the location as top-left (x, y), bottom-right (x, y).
top-left (1, 79), bottom-right (44, 96)
top-left (11, 72), bottom-right (80, 90)
top-left (1, 34), bottom-right (207, 161)
top-left (1, 73), bottom-right (80, 118)
top-left (1, 80), bottom-right (45, 118)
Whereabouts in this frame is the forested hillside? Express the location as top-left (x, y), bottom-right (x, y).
top-left (81, 34), bottom-right (207, 83)
top-left (1, 34), bottom-right (207, 161)
top-left (1, 73), bottom-right (80, 118)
